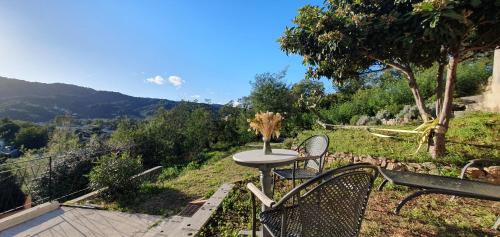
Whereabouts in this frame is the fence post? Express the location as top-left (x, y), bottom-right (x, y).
top-left (48, 156), bottom-right (52, 201)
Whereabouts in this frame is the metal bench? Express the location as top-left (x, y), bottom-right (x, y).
top-left (378, 166), bottom-right (500, 230)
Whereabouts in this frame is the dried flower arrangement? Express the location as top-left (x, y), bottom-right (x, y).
top-left (248, 111), bottom-right (284, 154)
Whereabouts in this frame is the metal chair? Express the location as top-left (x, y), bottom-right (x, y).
top-left (272, 135), bottom-right (329, 195)
top-left (248, 163), bottom-right (378, 237)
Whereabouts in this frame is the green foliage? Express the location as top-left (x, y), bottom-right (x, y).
top-left (14, 125), bottom-right (49, 149)
top-left (158, 166), bottom-right (182, 181)
top-left (31, 142), bottom-right (118, 202)
top-left (298, 112), bottom-right (499, 165)
top-left (110, 103), bottom-right (249, 168)
top-left (455, 57), bottom-right (493, 97)
top-left (0, 119), bottom-right (20, 143)
top-left (89, 152), bottom-right (143, 199)
top-left (249, 69), bottom-right (293, 114)
top-left (47, 129), bottom-right (81, 155)
top-left (0, 162), bottom-right (25, 213)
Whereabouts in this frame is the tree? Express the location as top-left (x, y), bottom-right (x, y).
top-left (14, 126), bottom-right (49, 149)
top-left (47, 128), bottom-right (81, 155)
top-left (249, 69), bottom-right (293, 114)
top-left (280, 0), bottom-right (500, 157)
top-left (0, 119), bottom-right (20, 143)
top-left (279, 0), bottom-right (441, 122)
top-left (413, 0), bottom-right (500, 157)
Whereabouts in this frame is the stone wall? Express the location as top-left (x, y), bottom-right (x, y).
top-left (325, 152), bottom-right (500, 185)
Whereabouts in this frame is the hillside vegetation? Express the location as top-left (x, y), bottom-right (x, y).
top-left (300, 112), bottom-right (499, 165)
top-left (0, 77), bottom-right (219, 122)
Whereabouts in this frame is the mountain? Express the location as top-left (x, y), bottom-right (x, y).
top-left (0, 77), bottom-right (215, 122)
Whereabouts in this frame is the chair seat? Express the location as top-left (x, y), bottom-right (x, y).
top-left (261, 205), bottom-right (301, 237)
top-left (273, 168), bottom-right (318, 180)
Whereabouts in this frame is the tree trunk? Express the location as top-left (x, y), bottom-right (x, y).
top-left (405, 71), bottom-right (431, 122)
top-left (373, 57), bottom-right (431, 122)
top-left (435, 63), bottom-right (446, 117)
top-left (430, 53), bottom-right (459, 158)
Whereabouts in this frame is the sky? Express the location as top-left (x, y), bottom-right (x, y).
top-left (0, 0), bottom-right (328, 104)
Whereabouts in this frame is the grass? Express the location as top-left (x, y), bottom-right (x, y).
top-left (87, 112), bottom-right (499, 236)
top-left (297, 112), bottom-right (499, 165)
top-left (91, 146), bottom-right (260, 216)
top-left (200, 166), bottom-right (500, 237)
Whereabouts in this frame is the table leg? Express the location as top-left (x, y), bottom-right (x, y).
top-left (259, 166), bottom-right (272, 237)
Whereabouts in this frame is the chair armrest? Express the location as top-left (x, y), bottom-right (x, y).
top-left (460, 159), bottom-right (500, 179)
top-left (247, 183), bottom-right (275, 207)
top-left (295, 156), bottom-right (321, 161)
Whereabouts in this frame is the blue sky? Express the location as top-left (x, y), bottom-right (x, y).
top-left (0, 0), bottom-right (328, 104)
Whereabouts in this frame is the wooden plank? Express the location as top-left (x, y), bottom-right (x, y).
top-left (165, 183), bottom-right (235, 236)
top-left (0, 201), bottom-right (60, 231)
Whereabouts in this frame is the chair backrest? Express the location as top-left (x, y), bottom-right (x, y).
top-left (300, 135), bottom-right (329, 172)
top-left (276, 164), bottom-right (378, 237)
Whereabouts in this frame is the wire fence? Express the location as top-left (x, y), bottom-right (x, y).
top-left (0, 145), bottom-right (126, 217)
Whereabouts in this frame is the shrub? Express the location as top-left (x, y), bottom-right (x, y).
top-left (356, 115), bottom-right (370, 126)
top-left (0, 165), bottom-right (25, 213)
top-left (30, 143), bottom-right (118, 203)
top-left (158, 166), bottom-right (182, 181)
top-left (14, 126), bottom-right (49, 149)
top-left (283, 138), bottom-right (295, 149)
top-left (350, 115), bottom-right (361, 125)
top-left (375, 109), bottom-right (392, 120)
top-left (89, 152), bottom-right (142, 199)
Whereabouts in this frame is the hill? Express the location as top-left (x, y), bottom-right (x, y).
top-left (0, 77), bottom-right (216, 122)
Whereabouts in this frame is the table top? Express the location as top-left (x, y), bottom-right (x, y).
top-left (232, 149), bottom-right (298, 168)
top-left (379, 168), bottom-right (500, 201)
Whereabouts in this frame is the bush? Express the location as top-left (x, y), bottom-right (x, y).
top-left (375, 109), bottom-right (392, 120)
top-left (356, 115), bottom-right (369, 125)
top-left (89, 152), bottom-right (142, 199)
top-left (350, 115), bottom-right (362, 125)
top-left (158, 166), bottom-right (182, 181)
top-left (14, 126), bottom-right (49, 149)
top-left (31, 143), bottom-right (119, 202)
top-left (283, 138), bottom-right (295, 149)
top-left (0, 165), bottom-right (25, 213)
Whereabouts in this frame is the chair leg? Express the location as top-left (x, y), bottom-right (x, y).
top-left (251, 194), bottom-right (257, 237)
top-left (272, 174), bottom-right (277, 198)
top-left (493, 216), bottom-right (500, 230)
top-left (378, 179), bottom-right (388, 191)
top-left (395, 189), bottom-right (436, 214)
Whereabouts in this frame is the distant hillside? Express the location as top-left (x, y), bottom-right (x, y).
top-left (0, 77), bottom-right (217, 122)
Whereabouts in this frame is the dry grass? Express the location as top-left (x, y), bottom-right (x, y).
top-left (362, 188), bottom-right (499, 236)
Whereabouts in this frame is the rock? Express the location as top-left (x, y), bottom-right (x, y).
top-left (465, 167), bottom-right (486, 179)
top-left (363, 155), bottom-right (381, 166)
top-left (380, 158), bottom-right (387, 168)
top-left (406, 163), bottom-right (421, 171)
top-left (387, 162), bottom-right (406, 171)
top-left (484, 166), bottom-right (500, 177)
top-left (420, 162), bottom-right (437, 171)
top-left (485, 175), bottom-right (500, 185)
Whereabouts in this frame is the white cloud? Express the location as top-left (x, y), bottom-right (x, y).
top-left (146, 75), bottom-right (165, 85)
top-left (168, 75), bottom-right (184, 88)
top-left (146, 75), bottom-right (184, 88)
top-left (191, 95), bottom-right (201, 99)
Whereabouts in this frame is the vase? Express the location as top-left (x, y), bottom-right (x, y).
top-left (263, 137), bottom-right (272, 155)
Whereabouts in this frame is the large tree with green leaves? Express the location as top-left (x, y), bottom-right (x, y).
top-left (413, 0), bottom-right (500, 157)
top-left (280, 0), bottom-right (499, 157)
top-left (248, 69), bottom-right (293, 114)
top-left (280, 0), bottom-right (440, 122)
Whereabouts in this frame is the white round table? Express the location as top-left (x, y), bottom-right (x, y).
top-left (233, 149), bottom-right (298, 203)
top-left (233, 149), bottom-right (298, 237)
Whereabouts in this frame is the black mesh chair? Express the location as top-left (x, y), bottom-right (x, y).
top-left (272, 135), bottom-right (329, 194)
top-left (248, 163), bottom-right (378, 237)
